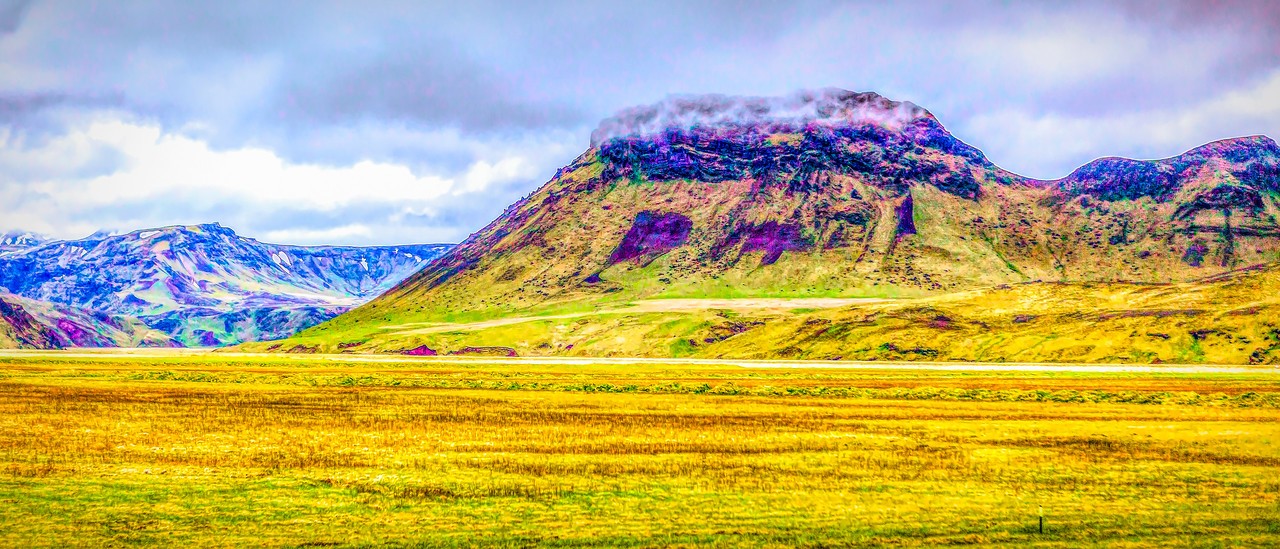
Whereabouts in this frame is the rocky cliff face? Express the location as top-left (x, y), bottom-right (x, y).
top-left (311, 90), bottom-right (1280, 333)
top-left (0, 224), bottom-right (451, 346)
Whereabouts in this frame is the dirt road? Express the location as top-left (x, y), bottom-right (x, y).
top-left (1, 349), bottom-right (1272, 374)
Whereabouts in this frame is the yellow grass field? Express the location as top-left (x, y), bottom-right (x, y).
top-left (1, 352), bottom-right (1278, 547)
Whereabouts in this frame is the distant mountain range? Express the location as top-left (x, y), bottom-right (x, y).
top-left (263, 88), bottom-right (1280, 363)
top-left (0, 232), bottom-right (46, 253)
top-left (0, 224), bottom-right (450, 347)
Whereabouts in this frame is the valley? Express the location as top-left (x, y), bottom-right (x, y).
top-left (4, 90), bottom-right (1279, 547)
top-left (7, 4), bottom-right (1278, 546)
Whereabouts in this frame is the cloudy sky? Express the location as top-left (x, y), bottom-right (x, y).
top-left (2, 0), bottom-right (1278, 245)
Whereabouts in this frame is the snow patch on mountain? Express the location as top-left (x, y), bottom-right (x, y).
top-left (0, 232), bottom-right (48, 255)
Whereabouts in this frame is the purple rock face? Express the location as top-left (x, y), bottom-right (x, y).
top-left (1060, 136), bottom-right (1280, 201)
top-left (895, 193), bottom-right (917, 237)
top-left (608, 211), bottom-right (693, 266)
top-left (402, 345), bottom-right (438, 356)
top-left (1061, 158), bottom-right (1177, 201)
top-left (194, 330), bottom-right (221, 347)
top-left (56, 319), bottom-right (94, 346)
top-left (721, 221), bottom-right (811, 266)
top-left (596, 115), bottom-right (990, 200)
top-left (1183, 242), bottom-right (1210, 267)
top-left (1173, 185), bottom-right (1266, 220)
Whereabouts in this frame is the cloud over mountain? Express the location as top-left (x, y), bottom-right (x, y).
top-left (1, 1), bottom-right (1277, 244)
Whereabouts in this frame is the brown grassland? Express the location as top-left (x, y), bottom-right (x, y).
top-left (0, 352), bottom-right (1278, 547)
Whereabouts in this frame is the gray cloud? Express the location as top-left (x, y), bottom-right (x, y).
top-left (0, 0), bottom-right (1277, 244)
top-left (0, 0), bottom-right (30, 34)
top-left (275, 38), bottom-right (585, 132)
top-left (71, 189), bottom-right (534, 247)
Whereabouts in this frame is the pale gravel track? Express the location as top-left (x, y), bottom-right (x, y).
top-left (0, 349), bottom-right (1275, 375)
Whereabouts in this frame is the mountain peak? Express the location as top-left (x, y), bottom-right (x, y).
top-left (587, 88), bottom-right (989, 195)
top-left (1058, 134), bottom-right (1280, 201)
top-left (1181, 135), bottom-right (1279, 163)
top-left (325, 91), bottom-right (1280, 348)
top-left (0, 231), bottom-right (48, 252)
top-left (119, 223), bottom-right (237, 241)
top-left (188, 222), bottom-right (237, 236)
top-left (590, 89), bottom-right (934, 147)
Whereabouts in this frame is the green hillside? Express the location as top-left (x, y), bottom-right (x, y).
top-left (248, 91), bottom-right (1280, 363)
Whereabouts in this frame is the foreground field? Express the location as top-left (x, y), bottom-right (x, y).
top-left (1, 353), bottom-right (1278, 546)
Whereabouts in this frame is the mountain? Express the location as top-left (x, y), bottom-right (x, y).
top-left (258, 89), bottom-right (1280, 361)
top-left (0, 223), bottom-right (451, 347)
top-left (0, 293), bottom-right (174, 349)
top-left (0, 294), bottom-right (63, 349)
top-left (0, 232), bottom-right (48, 253)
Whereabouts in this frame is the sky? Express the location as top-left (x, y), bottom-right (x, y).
top-left (1, 0), bottom-right (1278, 246)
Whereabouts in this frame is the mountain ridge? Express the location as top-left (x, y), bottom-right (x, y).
top-left (0, 223), bottom-right (452, 347)
top-left (272, 89), bottom-right (1280, 359)
top-left (387, 90), bottom-right (1278, 298)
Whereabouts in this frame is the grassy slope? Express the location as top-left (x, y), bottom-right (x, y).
top-left (0, 296), bottom-right (58, 349)
top-left (710, 265), bottom-right (1280, 365)
top-left (1, 354), bottom-right (1277, 546)
top-left (263, 140), bottom-right (1280, 359)
top-left (0, 320), bottom-right (19, 348)
top-left (244, 263), bottom-right (1280, 365)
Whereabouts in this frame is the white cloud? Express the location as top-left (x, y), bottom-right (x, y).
top-left (0, 113), bottom-right (579, 244)
top-left (2, 3), bottom-right (1278, 245)
top-left (963, 69), bottom-right (1280, 178)
top-left (456, 156), bottom-right (534, 195)
top-left (64, 118), bottom-right (455, 208)
top-left (261, 224), bottom-right (373, 244)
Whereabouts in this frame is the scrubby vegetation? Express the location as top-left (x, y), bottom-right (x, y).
top-left (248, 262), bottom-right (1280, 365)
top-left (0, 353), bottom-right (1277, 546)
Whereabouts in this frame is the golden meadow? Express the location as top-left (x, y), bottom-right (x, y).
top-left (0, 353), bottom-right (1277, 547)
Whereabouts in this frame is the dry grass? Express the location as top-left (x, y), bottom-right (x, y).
top-left (0, 353), bottom-right (1277, 547)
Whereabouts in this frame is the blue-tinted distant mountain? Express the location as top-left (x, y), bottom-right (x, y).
top-left (0, 223), bottom-right (451, 347)
top-left (0, 232), bottom-right (49, 253)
